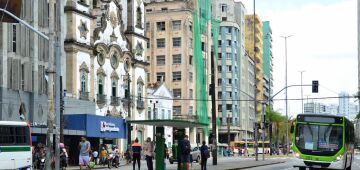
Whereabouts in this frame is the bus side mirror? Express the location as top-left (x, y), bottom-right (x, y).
top-left (290, 125), bottom-right (294, 134)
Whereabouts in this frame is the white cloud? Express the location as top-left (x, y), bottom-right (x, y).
top-left (239, 0), bottom-right (357, 116)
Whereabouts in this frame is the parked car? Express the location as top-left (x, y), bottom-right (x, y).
top-left (169, 144), bottom-right (200, 164)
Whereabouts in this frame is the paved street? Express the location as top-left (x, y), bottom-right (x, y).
top-left (246, 155), bottom-right (360, 170)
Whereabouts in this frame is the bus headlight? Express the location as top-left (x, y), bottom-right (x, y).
top-left (336, 155), bottom-right (342, 161)
top-left (295, 153), bottom-right (300, 158)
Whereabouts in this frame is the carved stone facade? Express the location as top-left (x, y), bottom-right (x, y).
top-left (64, 0), bottom-right (148, 148)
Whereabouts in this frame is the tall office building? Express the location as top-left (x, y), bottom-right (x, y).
top-left (262, 21), bottom-right (273, 106)
top-left (212, 0), bottom-right (248, 143)
top-left (339, 92), bottom-right (350, 117)
top-left (304, 102), bottom-right (327, 114)
top-left (144, 0), bottom-right (212, 143)
top-left (245, 15), bottom-right (264, 118)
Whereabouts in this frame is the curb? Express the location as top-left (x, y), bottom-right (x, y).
top-left (226, 161), bottom-right (286, 170)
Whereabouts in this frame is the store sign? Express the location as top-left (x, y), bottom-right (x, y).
top-left (100, 121), bottom-right (119, 132)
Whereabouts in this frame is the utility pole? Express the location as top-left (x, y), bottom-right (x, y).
top-left (227, 114), bottom-right (230, 147)
top-left (262, 102), bottom-right (265, 160)
top-left (253, 0), bottom-right (258, 161)
top-left (211, 48), bottom-right (217, 165)
top-left (54, 0), bottom-right (63, 169)
top-left (127, 72), bottom-right (132, 146)
top-left (46, 0), bottom-right (55, 169)
top-left (280, 35), bottom-right (293, 156)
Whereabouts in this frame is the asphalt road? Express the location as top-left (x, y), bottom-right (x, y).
top-left (246, 156), bottom-right (360, 170)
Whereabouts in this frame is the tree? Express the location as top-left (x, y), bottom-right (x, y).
top-left (356, 111), bottom-right (360, 120)
top-left (266, 106), bottom-right (286, 155)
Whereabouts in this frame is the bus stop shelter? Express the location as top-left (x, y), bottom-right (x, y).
top-left (128, 119), bottom-right (208, 170)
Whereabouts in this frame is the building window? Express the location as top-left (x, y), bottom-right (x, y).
top-left (12, 24), bottom-right (16, 52)
top-left (221, 4), bottom-right (227, 12)
top-left (218, 66), bottom-right (222, 73)
top-left (218, 79), bottom-right (222, 86)
top-left (222, 17), bottom-right (227, 21)
top-left (172, 20), bottom-right (181, 30)
top-left (161, 7), bottom-right (168, 11)
top-left (218, 40), bottom-right (222, 46)
top-left (218, 105), bottom-right (222, 112)
top-left (147, 41), bottom-right (150, 48)
top-left (156, 72), bottom-right (165, 82)
top-left (218, 53), bottom-right (222, 59)
top-left (189, 72), bottom-right (193, 82)
top-left (98, 76), bottom-right (104, 95)
top-left (147, 73), bottom-right (150, 82)
top-left (173, 89), bottom-right (181, 98)
top-left (173, 106), bottom-right (181, 115)
top-left (173, 54), bottom-right (181, 64)
top-left (148, 107), bottom-right (152, 120)
top-left (227, 40), bottom-right (231, 46)
top-left (172, 72), bottom-right (181, 81)
top-left (146, 9), bottom-right (152, 12)
top-left (145, 22), bottom-right (150, 31)
top-left (157, 38), bottom-right (165, 48)
top-left (227, 91), bottom-right (232, 98)
top-left (189, 89), bottom-right (193, 99)
top-left (136, 6), bottom-right (142, 28)
top-left (189, 55), bottom-right (193, 65)
top-left (111, 80), bottom-right (117, 97)
top-left (226, 53), bottom-right (231, 60)
top-left (156, 55), bottom-right (165, 65)
top-left (137, 83), bottom-right (143, 100)
top-left (227, 27), bottom-right (232, 34)
top-left (80, 73), bottom-right (87, 92)
top-left (218, 92), bottom-right (222, 99)
top-left (189, 21), bottom-right (193, 32)
top-left (227, 65), bottom-right (232, 72)
top-left (156, 22), bottom-right (165, 31)
top-left (189, 106), bottom-right (193, 115)
top-left (226, 104), bottom-right (232, 111)
top-left (173, 37), bottom-right (181, 47)
top-left (189, 38), bottom-right (193, 49)
top-left (201, 42), bottom-right (205, 51)
top-left (228, 79), bottom-right (232, 85)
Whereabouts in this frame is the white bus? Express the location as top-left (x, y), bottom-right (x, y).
top-left (0, 121), bottom-right (32, 169)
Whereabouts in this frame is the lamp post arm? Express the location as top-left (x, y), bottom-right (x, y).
top-left (269, 84), bottom-right (312, 102)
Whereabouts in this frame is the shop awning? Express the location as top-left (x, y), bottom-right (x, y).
top-left (127, 119), bottom-right (208, 128)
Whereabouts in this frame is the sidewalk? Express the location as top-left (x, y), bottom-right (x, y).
top-left (66, 156), bottom-right (287, 170)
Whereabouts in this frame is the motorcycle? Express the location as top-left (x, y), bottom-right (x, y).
top-left (107, 153), bottom-right (120, 168)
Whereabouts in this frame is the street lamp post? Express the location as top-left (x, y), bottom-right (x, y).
top-left (150, 100), bottom-right (158, 141)
top-left (299, 71), bottom-right (305, 113)
top-left (280, 35), bottom-right (293, 156)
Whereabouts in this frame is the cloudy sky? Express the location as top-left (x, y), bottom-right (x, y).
top-left (238, 0), bottom-right (358, 117)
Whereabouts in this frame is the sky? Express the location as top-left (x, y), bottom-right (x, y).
top-left (237, 0), bottom-right (358, 117)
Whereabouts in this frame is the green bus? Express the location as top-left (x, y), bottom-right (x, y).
top-left (291, 114), bottom-right (354, 170)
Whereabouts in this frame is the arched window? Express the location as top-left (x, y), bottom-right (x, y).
top-left (98, 76), bottom-right (104, 95)
top-left (136, 6), bottom-right (142, 28)
top-left (81, 74), bottom-right (87, 92)
top-left (137, 83), bottom-right (143, 100)
top-left (112, 80), bottom-right (117, 97)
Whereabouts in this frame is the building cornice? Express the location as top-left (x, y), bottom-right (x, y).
top-left (64, 39), bottom-right (93, 53)
top-left (64, 6), bottom-right (96, 19)
top-left (124, 29), bottom-right (149, 41)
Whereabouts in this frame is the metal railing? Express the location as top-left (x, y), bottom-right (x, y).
top-left (136, 100), bottom-right (145, 110)
top-left (110, 96), bottom-right (120, 106)
top-left (79, 90), bottom-right (89, 100)
top-left (96, 94), bottom-right (106, 104)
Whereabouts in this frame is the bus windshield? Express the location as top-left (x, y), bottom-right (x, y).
top-left (295, 124), bottom-right (342, 155)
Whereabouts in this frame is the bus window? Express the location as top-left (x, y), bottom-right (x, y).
top-left (0, 126), bottom-right (29, 145)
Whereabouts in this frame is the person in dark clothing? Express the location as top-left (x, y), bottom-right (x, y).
top-left (180, 135), bottom-right (191, 170)
top-left (200, 141), bottom-right (209, 170)
top-left (131, 138), bottom-right (142, 170)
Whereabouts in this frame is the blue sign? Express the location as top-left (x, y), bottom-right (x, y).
top-left (64, 114), bottom-right (127, 139)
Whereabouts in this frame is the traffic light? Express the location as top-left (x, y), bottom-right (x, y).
top-left (312, 80), bottom-right (319, 93)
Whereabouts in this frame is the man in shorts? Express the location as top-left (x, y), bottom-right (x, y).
top-left (78, 136), bottom-right (91, 170)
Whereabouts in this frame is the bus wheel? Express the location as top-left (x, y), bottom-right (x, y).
top-left (299, 167), bottom-right (306, 170)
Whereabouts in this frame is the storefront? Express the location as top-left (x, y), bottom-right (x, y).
top-left (64, 114), bottom-right (127, 165)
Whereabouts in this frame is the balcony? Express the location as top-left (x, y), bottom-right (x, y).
top-left (79, 90), bottom-right (89, 101)
top-left (173, 114), bottom-right (197, 122)
top-left (96, 94), bottom-right (107, 105)
top-left (110, 96), bottom-right (121, 106)
top-left (136, 100), bottom-right (145, 110)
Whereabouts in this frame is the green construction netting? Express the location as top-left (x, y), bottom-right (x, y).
top-left (211, 19), bottom-right (220, 62)
top-left (199, 0), bottom-right (211, 34)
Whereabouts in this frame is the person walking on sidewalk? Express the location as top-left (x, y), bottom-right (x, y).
top-left (200, 141), bottom-right (210, 170)
top-left (78, 136), bottom-right (91, 170)
top-left (179, 135), bottom-right (191, 170)
top-left (132, 138), bottom-right (142, 170)
top-left (143, 137), bottom-right (154, 170)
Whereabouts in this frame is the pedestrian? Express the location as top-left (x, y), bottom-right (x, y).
top-left (200, 141), bottom-right (209, 170)
top-left (78, 136), bottom-right (91, 170)
top-left (179, 135), bottom-right (191, 170)
top-left (125, 144), bottom-right (132, 165)
top-left (100, 146), bottom-right (108, 166)
top-left (144, 137), bottom-right (154, 170)
top-left (92, 148), bottom-right (98, 165)
top-left (132, 138), bottom-right (142, 170)
top-left (59, 143), bottom-right (68, 170)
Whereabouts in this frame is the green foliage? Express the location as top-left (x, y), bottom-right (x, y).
top-left (356, 111), bottom-right (360, 120)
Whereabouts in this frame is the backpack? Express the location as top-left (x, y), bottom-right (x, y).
top-left (181, 140), bottom-right (191, 155)
top-left (202, 146), bottom-right (210, 158)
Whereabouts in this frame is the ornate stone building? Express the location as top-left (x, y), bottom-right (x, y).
top-left (64, 0), bottom-right (148, 148)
